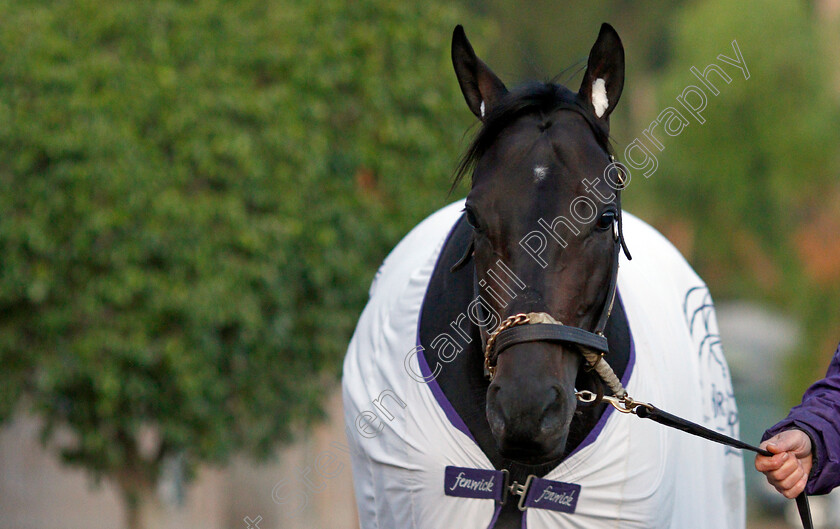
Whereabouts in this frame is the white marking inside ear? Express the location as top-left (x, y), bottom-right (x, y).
top-left (533, 165), bottom-right (548, 182)
top-left (592, 78), bottom-right (609, 118)
top-left (480, 100), bottom-right (486, 118)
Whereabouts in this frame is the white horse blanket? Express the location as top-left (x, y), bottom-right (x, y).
top-left (342, 200), bottom-right (745, 529)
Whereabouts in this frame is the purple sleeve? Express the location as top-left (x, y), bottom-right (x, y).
top-left (762, 344), bottom-right (840, 495)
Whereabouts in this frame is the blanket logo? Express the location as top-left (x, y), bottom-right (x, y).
top-left (443, 466), bottom-right (501, 501)
top-left (683, 286), bottom-right (740, 455)
top-left (524, 478), bottom-right (581, 513)
top-left (448, 471), bottom-right (495, 493)
top-left (533, 485), bottom-right (575, 507)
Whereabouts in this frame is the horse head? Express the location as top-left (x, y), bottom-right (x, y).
top-left (452, 24), bottom-right (626, 464)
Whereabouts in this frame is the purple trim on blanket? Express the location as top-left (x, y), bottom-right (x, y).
top-left (414, 217), bottom-right (477, 443)
top-left (562, 292), bottom-right (636, 461)
top-left (487, 503), bottom-right (503, 529)
top-left (416, 329), bottom-right (477, 442)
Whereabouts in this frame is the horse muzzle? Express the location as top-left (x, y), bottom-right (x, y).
top-left (485, 342), bottom-right (580, 463)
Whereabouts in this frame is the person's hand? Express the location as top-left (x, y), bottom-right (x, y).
top-left (755, 429), bottom-right (813, 498)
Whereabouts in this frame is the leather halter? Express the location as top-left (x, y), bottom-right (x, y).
top-left (482, 154), bottom-right (630, 381)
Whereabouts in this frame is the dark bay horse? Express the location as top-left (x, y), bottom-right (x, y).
top-left (343, 23), bottom-right (745, 529)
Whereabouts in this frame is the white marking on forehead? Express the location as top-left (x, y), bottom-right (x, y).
top-left (533, 165), bottom-right (548, 182)
top-left (480, 100), bottom-right (486, 118)
top-left (592, 78), bottom-right (608, 118)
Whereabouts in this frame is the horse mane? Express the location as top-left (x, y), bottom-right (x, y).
top-left (451, 82), bottom-right (613, 191)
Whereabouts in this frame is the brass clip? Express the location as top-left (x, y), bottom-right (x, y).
top-left (576, 390), bottom-right (652, 415)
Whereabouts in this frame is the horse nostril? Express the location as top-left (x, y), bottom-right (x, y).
top-left (551, 385), bottom-right (568, 404)
top-left (486, 386), bottom-right (506, 439)
top-left (550, 385), bottom-right (574, 413)
top-left (531, 386), bottom-right (565, 431)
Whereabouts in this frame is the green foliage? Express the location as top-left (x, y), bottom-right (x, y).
top-left (641, 0), bottom-right (840, 393)
top-left (0, 0), bottom-right (477, 490)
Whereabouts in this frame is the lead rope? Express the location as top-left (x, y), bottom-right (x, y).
top-left (577, 358), bottom-right (813, 529)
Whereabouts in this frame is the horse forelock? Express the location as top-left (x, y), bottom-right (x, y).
top-left (452, 82), bottom-right (612, 192)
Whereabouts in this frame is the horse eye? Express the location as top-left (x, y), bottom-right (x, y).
top-left (595, 210), bottom-right (616, 231)
top-left (465, 207), bottom-right (480, 229)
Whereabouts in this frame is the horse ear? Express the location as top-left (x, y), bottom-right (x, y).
top-left (451, 25), bottom-right (508, 121)
top-left (578, 23), bottom-right (625, 122)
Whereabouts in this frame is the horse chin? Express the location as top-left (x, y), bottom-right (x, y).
top-left (499, 435), bottom-right (568, 466)
top-left (490, 407), bottom-right (574, 465)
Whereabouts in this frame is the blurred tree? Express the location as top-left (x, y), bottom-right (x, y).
top-left (0, 0), bottom-right (479, 526)
top-left (640, 0), bottom-right (840, 394)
